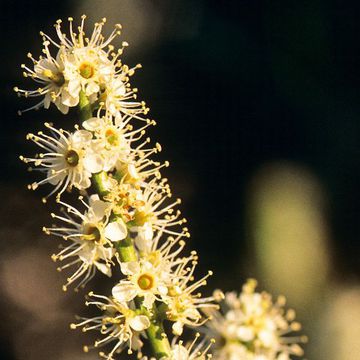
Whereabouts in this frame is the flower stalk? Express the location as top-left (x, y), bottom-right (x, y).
top-left (79, 95), bottom-right (171, 358)
top-left (17, 15), bottom-right (306, 360)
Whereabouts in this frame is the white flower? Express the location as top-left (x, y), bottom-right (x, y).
top-left (168, 341), bottom-right (213, 360)
top-left (82, 113), bottom-right (131, 171)
top-left (203, 279), bottom-right (306, 360)
top-left (159, 334), bottom-right (214, 360)
top-left (132, 178), bottom-right (185, 233)
top-left (71, 292), bottom-right (150, 358)
top-left (133, 222), bottom-right (154, 252)
top-left (100, 72), bottom-right (148, 119)
top-left (123, 177), bottom-right (186, 253)
top-left (14, 45), bottom-right (74, 114)
top-left (113, 259), bottom-right (169, 309)
top-left (141, 335), bottom-right (214, 360)
top-left (62, 45), bottom-right (115, 105)
top-left (44, 195), bottom-right (127, 290)
top-left (21, 123), bottom-right (104, 198)
top-left (15, 16), bottom-right (133, 113)
top-left (164, 256), bottom-right (221, 336)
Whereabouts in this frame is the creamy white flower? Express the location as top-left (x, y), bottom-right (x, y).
top-left (82, 114), bottom-right (131, 171)
top-left (21, 123), bottom-right (104, 199)
top-left (114, 140), bottom-right (169, 186)
top-left (15, 16), bottom-right (139, 114)
top-left (203, 279), bottom-right (306, 360)
top-left (168, 336), bottom-right (214, 360)
top-left (113, 259), bottom-right (169, 309)
top-left (62, 45), bottom-right (115, 105)
top-left (71, 292), bottom-right (150, 358)
top-left (131, 178), bottom-right (185, 233)
top-left (14, 45), bottom-right (74, 114)
top-left (100, 72), bottom-right (148, 119)
top-left (44, 195), bottom-right (127, 290)
top-left (141, 334), bottom-right (214, 360)
top-left (164, 256), bottom-right (221, 336)
top-left (96, 174), bottom-right (183, 257)
top-left (133, 222), bottom-right (154, 252)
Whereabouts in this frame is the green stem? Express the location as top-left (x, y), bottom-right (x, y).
top-left (115, 237), bottom-right (138, 262)
top-left (146, 313), bottom-right (171, 358)
top-left (92, 172), bottom-right (109, 197)
top-left (78, 97), bottom-right (171, 359)
top-left (78, 90), bottom-right (93, 121)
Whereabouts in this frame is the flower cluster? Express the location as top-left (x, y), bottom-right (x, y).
top-left (203, 279), bottom-right (307, 360)
top-left (15, 16), bottom-right (145, 117)
top-left (19, 17), bottom-right (221, 359)
top-left (18, 16), bottom-right (307, 360)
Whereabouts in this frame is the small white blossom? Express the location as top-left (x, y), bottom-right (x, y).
top-left (142, 334), bottom-right (215, 360)
top-left (203, 279), bottom-right (307, 360)
top-left (21, 123), bottom-right (104, 199)
top-left (167, 334), bottom-right (214, 360)
top-left (62, 45), bottom-right (115, 104)
top-left (113, 259), bottom-right (169, 309)
top-left (44, 195), bottom-right (127, 290)
top-left (82, 113), bottom-right (131, 171)
top-left (164, 256), bottom-right (221, 336)
top-left (14, 45), bottom-right (73, 114)
top-left (71, 291), bottom-right (150, 358)
top-left (15, 16), bottom-right (150, 119)
top-left (101, 71), bottom-right (148, 119)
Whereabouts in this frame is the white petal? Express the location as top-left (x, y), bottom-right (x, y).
top-left (55, 100), bottom-right (69, 114)
top-left (129, 315), bottom-right (150, 331)
top-left (68, 79), bottom-right (81, 97)
top-left (104, 220), bottom-right (127, 242)
top-left (134, 223), bottom-right (153, 253)
top-left (85, 82), bottom-right (100, 96)
top-left (78, 244), bottom-right (96, 263)
top-left (90, 197), bottom-right (110, 220)
top-left (89, 194), bottom-right (100, 203)
top-left (157, 284), bottom-right (168, 296)
top-left (128, 163), bottom-right (139, 179)
top-left (61, 90), bottom-right (79, 107)
top-left (72, 130), bottom-right (92, 145)
top-left (172, 321), bottom-right (184, 336)
top-left (43, 94), bottom-right (51, 108)
top-left (74, 173), bottom-right (91, 190)
top-left (47, 170), bottom-right (65, 185)
top-left (120, 261), bottom-right (140, 276)
top-left (112, 282), bottom-right (137, 303)
top-left (82, 117), bottom-right (102, 131)
top-left (171, 345), bottom-right (189, 359)
top-left (142, 293), bottom-right (156, 309)
top-left (83, 153), bottom-right (104, 173)
top-left (95, 262), bottom-right (112, 277)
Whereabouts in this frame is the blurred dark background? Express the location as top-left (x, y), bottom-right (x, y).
top-left (1, 1), bottom-right (359, 359)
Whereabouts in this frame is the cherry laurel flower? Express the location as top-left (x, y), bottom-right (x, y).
top-left (14, 46), bottom-right (71, 114)
top-left (81, 109), bottom-right (155, 172)
top-left (113, 259), bottom-right (170, 310)
top-left (142, 334), bottom-right (215, 360)
top-left (203, 279), bottom-right (307, 360)
top-left (15, 16), bottom-right (147, 119)
top-left (21, 123), bottom-right (104, 199)
top-left (167, 334), bottom-right (215, 360)
top-left (44, 194), bottom-right (127, 290)
top-left (164, 256), bottom-right (223, 336)
top-left (16, 15), bottom-right (305, 360)
top-left (70, 291), bottom-right (150, 358)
